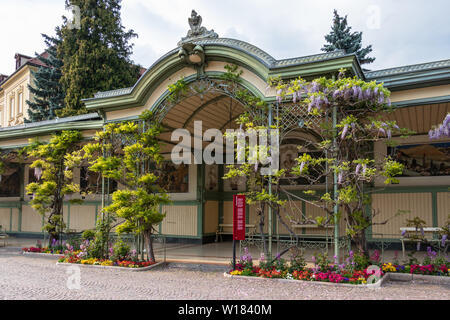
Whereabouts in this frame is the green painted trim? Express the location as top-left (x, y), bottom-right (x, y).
top-left (0, 202), bottom-right (21, 208)
top-left (369, 186), bottom-right (450, 193)
top-left (84, 46), bottom-right (357, 113)
top-left (392, 95), bottom-right (450, 108)
top-left (159, 234), bottom-right (202, 239)
top-left (18, 202), bottom-right (22, 232)
top-left (0, 120), bottom-right (103, 141)
top-left (168, 200), bottom-right (200, 206)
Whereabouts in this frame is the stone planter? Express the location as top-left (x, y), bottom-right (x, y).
top-left (56, 261), bottom-right (167, 272)
top-left (384, 272), bottom-right (450, 285)
top-left (22, 251), bottom-right (64, 259)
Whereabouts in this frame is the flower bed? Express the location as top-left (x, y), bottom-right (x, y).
top-left (229, 265), bottom-right (380, 285)
top-left (22, 247), bottom-right (65, 255)
top-left (58, 256), bottom-right (156, 268)
top-left (381, 262), bottom-right (449, 276)
top-left (227, 248), bottom-right (450, 286)
top-left (23, 239), bottom-right (159, 269)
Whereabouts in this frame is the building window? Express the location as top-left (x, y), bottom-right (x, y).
top-left (388, 142), bottom-right (450, 177)
top-left (18, 92), bottom-right (23, 114)
top-left (279, 142), bottom-right (326, 185)
top-left (0, 164), bottom-right (20, 197)
top-left (9, 96), bottom-right (15, 119)
top-left (0, 109), bottom-right (3, 127)
top-left (154, 162), bottom-right (189, 193)
top-left (80, 166), bottom-right (117, 194)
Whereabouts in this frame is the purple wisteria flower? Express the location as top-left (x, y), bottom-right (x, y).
top-left (442, 234), bottom-right (448, 247)
top-left (34, 167), bottom-right (43, 180)
top-left (341, 124), bottom-right (349, 140)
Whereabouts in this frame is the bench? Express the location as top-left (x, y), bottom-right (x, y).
top-left (291, 224), bottom-right (334, 239)
top-left (400, 227), bottom-right (445, 258)
top-left (0, 225), bottom-right (9, 247)
top-left (215, 224), bottom-right (256, 242)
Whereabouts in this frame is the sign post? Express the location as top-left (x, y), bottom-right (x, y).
top-left (232, 194), bottom-right (246, 270)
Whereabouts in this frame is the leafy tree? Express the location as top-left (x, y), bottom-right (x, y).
top-left (322, 9), bottom-right (375, 65)
top-left (83, 110), bottom-right (170, 261)
top-left (58, 0), bottom-right (141, 117)
top-left (24, 131), bottom-right (84, 245)
top-left (26, 32), bottom-right (65, 122)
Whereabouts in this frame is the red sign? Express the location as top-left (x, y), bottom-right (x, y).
top-left (233, 195), bottom-right (246, 241)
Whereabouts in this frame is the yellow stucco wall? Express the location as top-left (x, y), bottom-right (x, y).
top-left (160, 205), bottom-right (198, 236)
top-left (0, 66), bottom-right (35, 127)
top-left (371, 193), bottom-right (433, 238)
top-left (204, 200), bottom-right (218, 234)
top-left (390, 84), bottom-right (450, 102)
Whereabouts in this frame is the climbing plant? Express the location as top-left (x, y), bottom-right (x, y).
top-left (271, 69), bottom-right (413, 257)
top-left (23, 130), bottom-right (84, 245)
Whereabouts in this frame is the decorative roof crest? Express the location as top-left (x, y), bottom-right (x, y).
top-left (178, 10), bottom-right (218, 46)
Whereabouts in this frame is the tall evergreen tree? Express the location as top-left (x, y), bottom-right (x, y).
top-left (322, 10), bottom-right (375, 65)
top-left (58, 0), bottom-right (140, 117)
top-left (26, 33), bottom-right (65, 122)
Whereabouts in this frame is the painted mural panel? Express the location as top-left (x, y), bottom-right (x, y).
top-left (0, 164), bottom-right (20, 197)
top-left (388, 142), bottom-right (450, 177)
top-left (154, 162), bottom-right (189, 193)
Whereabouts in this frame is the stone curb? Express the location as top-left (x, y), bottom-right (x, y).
top-left (56, 261), bottom-right (167, 272)
top-left (223, 272), bottom-right (387, 289)
top-left (22, 252), bottom-right (64, 259)
top-left (386, 272), bottom-right (450, 285)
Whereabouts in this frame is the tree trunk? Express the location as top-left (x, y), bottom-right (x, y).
top-left (355, 231), bottom-right (369, 258)
top-left (258, 203), bottom-right (268, 257)
top-left (144, 229), bottom-right (155, 262)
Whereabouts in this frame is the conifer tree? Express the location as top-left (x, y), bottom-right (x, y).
top-left (26, 33), bottom-right (65, 122)
top-left (322, 10), bottom-right (375, 65)
top-left (58, 0), bottom-right (140, 117)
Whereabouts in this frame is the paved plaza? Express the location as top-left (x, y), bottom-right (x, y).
top-left (0, 246), bottom-right (449, 300)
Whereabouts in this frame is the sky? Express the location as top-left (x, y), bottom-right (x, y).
top-left (0, 0), bottom-right (449, 75)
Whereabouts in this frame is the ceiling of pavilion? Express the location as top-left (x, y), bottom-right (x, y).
top-left (158, 91), bottom-right (245, 154)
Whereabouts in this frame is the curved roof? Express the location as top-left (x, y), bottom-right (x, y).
top-left (85, 37), bottom-right (360, 112)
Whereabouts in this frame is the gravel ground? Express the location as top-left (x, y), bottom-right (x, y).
top-left (0, 248), bottom-right (449, 300)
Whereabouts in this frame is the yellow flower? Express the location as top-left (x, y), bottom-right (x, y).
top-left (230, 270), bottom-right (243, 276)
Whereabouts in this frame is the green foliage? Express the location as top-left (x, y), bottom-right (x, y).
top-left (81, 229), bottom-right (95, 241)
top-left (84, 110), bottom-right (170, 261)
top-left (58, 0), bottom-right (141, 117)
top-left (111, 238), bottom-right (131, 261)
top-left (26, 33), bottom-right (65, 122)
top-left (288, 250), bottom-right (307, 272)
top-left (353, 251), bottom-right (371, 270)
top-left (167, 78), bottom-right (188, 103)
top-left (23, 130), bottom-right (83, 244)
top-left (322, 9), bottom-right (375, 64)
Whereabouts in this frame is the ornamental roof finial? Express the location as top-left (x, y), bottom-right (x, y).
top-left (178, 10), bottom-right (218, 46)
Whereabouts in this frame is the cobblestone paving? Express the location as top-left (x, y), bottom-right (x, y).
top-left (0, 249), bottom-right (449, 300)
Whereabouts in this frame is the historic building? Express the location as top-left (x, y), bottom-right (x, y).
top-left (0, 12), bottom-right (449, 250)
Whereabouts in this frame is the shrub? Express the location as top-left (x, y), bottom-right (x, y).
top-left (111, 239), bottom-right (130, 261)
top-left (81, 230), bottom-right (95, 241)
